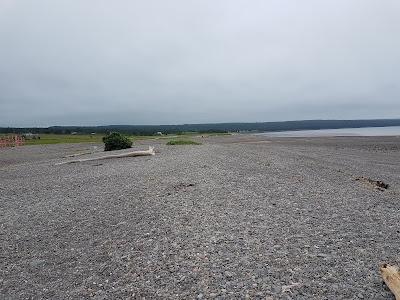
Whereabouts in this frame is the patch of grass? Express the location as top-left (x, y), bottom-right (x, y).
top-left (166, 139), bottom-right (202, 145)
top-left (131, 135), bottom-right (160, 141)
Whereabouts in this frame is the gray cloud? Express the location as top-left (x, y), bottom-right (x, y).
top-left (0, 0), bottom-right (399, 126)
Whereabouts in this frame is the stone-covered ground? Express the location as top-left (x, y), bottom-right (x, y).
top-left (1, 135), bottom-right (399, 299)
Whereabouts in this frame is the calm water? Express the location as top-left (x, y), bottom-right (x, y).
top-left (257, 126), bottom-right (400, 137)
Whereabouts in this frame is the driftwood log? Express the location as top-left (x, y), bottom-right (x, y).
top-left (56, 146), bottom-right (155, 165)
top-left (381, 264), bottom-right (400, 300)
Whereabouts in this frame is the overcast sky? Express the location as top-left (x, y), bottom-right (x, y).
top-left (0, 0), bottom-right (399, 126)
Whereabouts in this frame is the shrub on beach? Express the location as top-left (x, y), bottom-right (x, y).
top-left (102, 132), bottom-right (132, 151)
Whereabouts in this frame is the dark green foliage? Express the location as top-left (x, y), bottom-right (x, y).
top-left (102, 132), bottom-right (132, 151)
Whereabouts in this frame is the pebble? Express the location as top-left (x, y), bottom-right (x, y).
top-left (224, 271), bottom-right (234, 278)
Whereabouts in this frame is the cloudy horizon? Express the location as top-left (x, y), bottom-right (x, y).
top-left (1, 0), bottom-right (399, 127)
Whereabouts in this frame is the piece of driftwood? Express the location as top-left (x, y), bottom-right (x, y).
top-left (380, 264), bottom-right (400, 300)
top-left (56, 146), bottom-right (155, 165)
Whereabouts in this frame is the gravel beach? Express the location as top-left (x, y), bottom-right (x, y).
top-left (1, 135), bottom-right (399, 299)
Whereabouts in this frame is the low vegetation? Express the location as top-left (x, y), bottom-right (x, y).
top-left (166, 139), bottom-right (202, 145)
top-left (5, 131), bottom-right (223, 146)
top-left (103, 132), bottom-right (132, 151)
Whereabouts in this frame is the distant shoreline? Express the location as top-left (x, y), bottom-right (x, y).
top-left (2, 118), bottom-right (400, 135)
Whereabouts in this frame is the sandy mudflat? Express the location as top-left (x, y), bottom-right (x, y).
top-left (1, 135), bottom-right (400, 299)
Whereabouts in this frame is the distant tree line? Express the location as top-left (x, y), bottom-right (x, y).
top-left (1, 119), bottom-right (400, 135)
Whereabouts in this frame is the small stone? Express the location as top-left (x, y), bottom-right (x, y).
top-left (224, 271), bottom-right (234, 278)
top-left (271, 285), bottom-right (281, 293)
top-left (331, 284), bottom-right (339, 290)
top-left (317, 253), bottom-right (330, 259)
top-left (29, 259), bottom-right (46, 268)
top-left (197, 293), bottom-right (203, 299)
top-left (357, 293), bottom-right (364, 299)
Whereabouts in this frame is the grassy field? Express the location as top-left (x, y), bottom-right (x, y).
top-left (23, 134), bottom-right (104, 145)
top-left (0, 132), bottom-right (230, 146)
